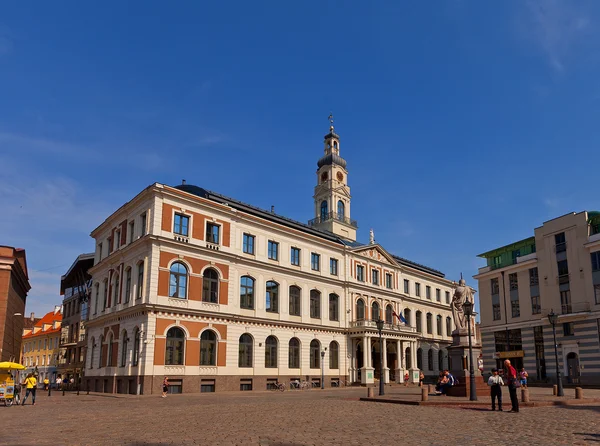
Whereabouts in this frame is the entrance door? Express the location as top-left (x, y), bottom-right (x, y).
top-left (566, 353), bottom-right (580, 384)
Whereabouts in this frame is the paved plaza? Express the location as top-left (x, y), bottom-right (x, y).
top-left (3, 387), bottom-right (599, 446)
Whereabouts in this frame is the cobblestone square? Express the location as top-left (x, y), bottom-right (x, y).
top-left (3, 387), bottom-right (599, 446)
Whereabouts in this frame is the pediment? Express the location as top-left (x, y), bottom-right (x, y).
top-left (351, 244), bottom-right (397, 265)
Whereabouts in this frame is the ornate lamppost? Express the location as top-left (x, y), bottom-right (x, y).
top-left (376, 319), bottom-right (385, 396)
top-left (547, 309), bottom-right (564, 396)
top-left (463, 300), bottom-right (477, 401)
top-left (320, 348), bottom-right (326, 389)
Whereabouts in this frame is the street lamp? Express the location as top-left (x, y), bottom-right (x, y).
top-left (375, 318), bottom-right (385, 396)
top-left (320, 348), bottom-right (326, 389)
top-left (462, 300), bottom-right (477, 401)
top-left (547, 309), bottom-right (564, 397)
top-left (13, 313), bottom-right (22, 363)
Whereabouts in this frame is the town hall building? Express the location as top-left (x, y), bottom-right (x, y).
top-left (84, 121), bottom-right (458, 394)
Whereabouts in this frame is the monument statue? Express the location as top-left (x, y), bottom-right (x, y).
top-left (451, 278), bottom-right (474, 331)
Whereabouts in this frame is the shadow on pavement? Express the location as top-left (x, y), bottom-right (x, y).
top-left (556, 404), bottom-right (600, 414)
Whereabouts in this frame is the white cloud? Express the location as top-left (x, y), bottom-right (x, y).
top-left (523, 0), bottom-right (592, 72)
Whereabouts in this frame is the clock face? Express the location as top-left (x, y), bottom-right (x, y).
top-left (321, 172), bottom-right (328, 182)
top-left (336, 172), bottom-right (344, 182)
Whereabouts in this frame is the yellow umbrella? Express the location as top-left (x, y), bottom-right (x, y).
top-left (0, 362), bottom-right (26, 370)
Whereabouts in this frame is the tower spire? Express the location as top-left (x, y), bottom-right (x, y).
top-left (328, 113), bottom-right (334, 133)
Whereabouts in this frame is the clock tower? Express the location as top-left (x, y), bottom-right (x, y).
top-left (308, 115), bottom-right (357, 241)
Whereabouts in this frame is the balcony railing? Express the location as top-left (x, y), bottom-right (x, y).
top-left (349, 320), bottom-right (416, 333)
top-left (561, 302), bottom-right (590, 315)
top-left (308, 212), bottom-right (358, 228)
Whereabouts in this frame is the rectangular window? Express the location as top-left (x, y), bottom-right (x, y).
top-left (557, 260), bottom-right (569, 277)
top-left (115, 230), bottom-right (121, 249)
top-left (555, 232), bottom-right (566, 253)
top-left (563, 322), bottom-right (574, 336)
top-left (124, 268), bottom-right (132, 303)
top-left (140, 213), bottom-right (147, 237)
top-left (531, 295), bottom-right (541, 314)
top-left (206, 223), bottom-right (220, 244)
top-left (201, 380), bottom-right (215, 393)
top-left (436, 288), bottom-right (441, 302)
top-left (511, 299), bottom-right (520, 318)
top-left (493, 304), bottom-right (501, 321)
top-left (291, 247), bottom-right (300, 266)
top-left (356, 265), bottom-right (364, 282)
top-left (509, 273), bottom-right (518, 290)
top-left (311, 253), bottom-right (320, 271)
top-left (415, 283), bottom-right (421, 297)
top-left (137, 262), bottom-right (144, 300)
top-left (385, 273), bottom-right (392, 289)
top-left (128, 221), bottom-right (135, 243)
top-left (330, 258), bottom-right (338, 276)
top-left (595, 284), bottom-right (600, 305)
top-left (404, 279), bottom-right (409, 294)
top-left (240, 379), bottom-right (252, 391)
top-left (107, 237), bottom-right (113, 255)
top-left (426, 286), bottom-right (431, 299)
top-left (491, 278), bottom-right (499, 295)
top-left (372, 269), bottom-right (379, 285)
top-left (561, 289), bottom-right (572, 314)
top-left (97, 243), bottom-right (103, 261)
top-left (174, 214), bottom-right (189, 236)
top-left (529, 268), bottom-right (539, 286)
top-left (268, 240), bottom-right (279, 260)
top-left (243, 233), bottom-right (255, 254)
top-left (591, 252), bottom-right (600, 272)
top-left (445, 291), bottom-right (450, 304)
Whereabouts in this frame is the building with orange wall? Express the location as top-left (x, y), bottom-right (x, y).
top-left (0, 246), bottom-right (30, 362)
top-left (21, 306), bottom-right (62, 383)
top-left (84, 122), bottom-right (460, 394)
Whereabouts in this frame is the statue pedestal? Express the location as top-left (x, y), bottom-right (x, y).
top-left (395, 368), bottom-right (404, 384)
top-left (446, 328), bottom-right (490, 397)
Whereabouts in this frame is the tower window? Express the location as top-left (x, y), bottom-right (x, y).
top-left (320, 200), bottom-right (328, 221)
top-left (337, 200), bottom-right (345, 220)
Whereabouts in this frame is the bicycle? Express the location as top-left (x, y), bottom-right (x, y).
top-left (270, 382), bottom-right (285, 392)
top-left (300, 380), bottom-right (311, 390)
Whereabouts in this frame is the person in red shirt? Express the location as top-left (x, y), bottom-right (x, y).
top-left (504, 360), bottom-right (519, 413)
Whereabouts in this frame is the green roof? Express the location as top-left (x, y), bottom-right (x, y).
top-left (478, 236), bottom-right (536, 258)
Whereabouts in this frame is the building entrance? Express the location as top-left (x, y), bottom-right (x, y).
top-left (567, 353), bottom-right (580, 384)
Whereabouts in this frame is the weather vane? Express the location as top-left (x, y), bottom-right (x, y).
top-left (328, 113), bottom-right (334, 126)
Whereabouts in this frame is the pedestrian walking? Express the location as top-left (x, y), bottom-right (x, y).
top-left (56, 376), bottom-right (62, 391)
top-left (43, 378), bottom-right (49, 391)
top-left (162, 376), bottom-right (169, 398)
top-left (418, 371), bottom-right (424, 387)
top-left (487, 368), bottom-right (504, 411)
top-left (404, 371), bottom-right (409, 386)
top-left (504, 359), bottom-right (519, 413)
top-left (21, 373), bottom-right (37, 406)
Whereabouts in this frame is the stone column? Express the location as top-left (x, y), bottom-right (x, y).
top-left (361, 336), bottom-right (374, 384)
top-left (396, 340), bottom-right (403, 383)
top-left (409, 340), bottom-right (419, 383)
top-left (382, 338), bottom-right (389, 384)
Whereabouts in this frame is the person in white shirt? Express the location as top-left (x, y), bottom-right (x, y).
top-left (487, 368), bottom-right (504, 411)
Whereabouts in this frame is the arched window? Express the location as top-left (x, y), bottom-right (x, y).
top-left (405, 347), bottom-right (412, 369)
top-left (202, 268), bottom-right (219, 303)
top-left (385, 305), bottom-right (393, 324)
top-left (89, 337), bottom-right (95, 369)
top-left (371, 302), bottom-right (380, 321)
top-left (404, 308), bottom-right (411, 326)
top-left (356, 299), bottom-right (365, 320)
top-left (337, 200), bottom-right (345, 219)
top-left (333, 141), bottom-right (338, 150)
top-left (426, 313), bottom-right (433, 334)
top-left (124, 267), bottom-right (132, 303)
top-left (416, 311), bottom-right (422, 333)
top-left (200, 330), bottom-right (217, 366)
top-left (437, 315), bottom-right (442, 336)
top-left (310, 290), bottom-right (321, 318)
top-left (98, 335), bottom-right (104, 368)
top-left (329, 293), bottom-right (339, 321)
top-left (289, 338), bottom-right (300, 368)
top-left (107, 333), bottom-right (114, 367)
top-left (310, 340), bottom-right (320, 369)
top-left (165, 327), bottom-right (185, 365)
top-left (438, 349), bottom-right (444, 371)
top-left (417, 348), bottom-right (423, 370)
top-left (169, 262), bottom-right (188, 298)
top-left (320, 200), bottom-right (328, 220)
top-left (289, 286), bottom-right (301, 316)
top-left (266, 281), bottom-right (279, 313)
top-left (428, 349), bottom-right (434, 371)
top-left (265, 336), bottom-right (278, 368)
top-left (113, 273), bottom-right (120, 306)
top-left (446, 317), bottom-right (452, 336)
top-left (120, 330), bottom-right (128, 367)
top-left (136, 261), bottom-right (144, 300)
top-left (240, 276), bottom-right (255, 309)
top-left (329, 341), bottom-right (339, 369)
top-left (132, 328), bottom-right (140, 366)
top-left (102, 280), bottom-right (108, 309)
top-left (239, 334), bottom-right (253, 367)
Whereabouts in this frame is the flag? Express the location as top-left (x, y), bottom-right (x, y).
top-left (393, 310), bottom-right (408, 325)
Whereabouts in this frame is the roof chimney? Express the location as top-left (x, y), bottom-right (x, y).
top-left (182, 179), bottom-right (186, 185)
top-left (30, 312), bottom-right (35, 321)
top-left (271, 206), bottom-right (275, 213)
top-left (54, 305), bottom-right (61, 314)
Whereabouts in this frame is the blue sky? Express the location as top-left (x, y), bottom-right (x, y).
top-left (1, 1), bottom-right (599, 317)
